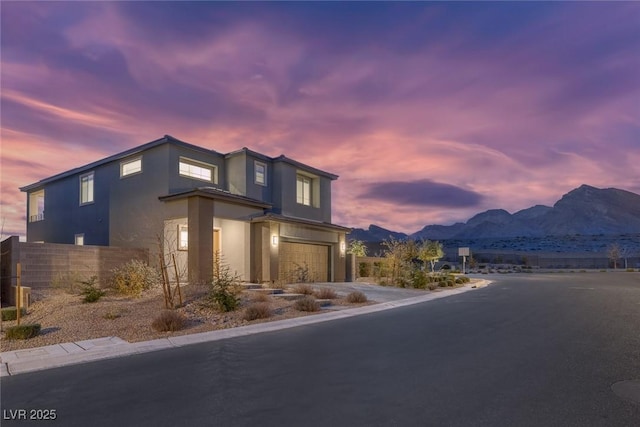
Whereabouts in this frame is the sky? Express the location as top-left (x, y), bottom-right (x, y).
top-left (1, 1), bottom-right (639, 238)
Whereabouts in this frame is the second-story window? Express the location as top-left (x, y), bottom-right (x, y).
top-left (296, 174), bottom-right (312, 206)
top-left (179, 157), bottom-right (216, 183)
top-left (29, 189), bottom-right (45, 222)
top-left (121, 157), bottom-right (142, 177)
top-left (80, 172), bottom-right (94, 205)
top-left (255, 161), bottom-right (267, 186)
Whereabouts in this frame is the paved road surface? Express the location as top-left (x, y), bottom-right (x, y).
top-left (2, 273), bottom-right (639, 426)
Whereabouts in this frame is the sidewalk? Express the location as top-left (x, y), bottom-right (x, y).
top-left (1, 279), bottom-right (491, 377)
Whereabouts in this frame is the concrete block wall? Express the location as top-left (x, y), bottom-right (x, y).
top-left (1, 236), bottom-right (148, 305)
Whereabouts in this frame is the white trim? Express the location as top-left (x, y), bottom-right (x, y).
top-left (178, 224), bottom-right (188, 251)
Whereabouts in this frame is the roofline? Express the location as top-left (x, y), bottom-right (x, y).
top-left (251, 212), bottom-right (351, 232)
top-left (20, 135), bottom-right (338, 192)
top-left (273, 155), bottom-right (339, 180)
top-left (158, 187), bottom-right (272, 209)
top-left (226, 148), bottom-right (339, 180)
top-left (20, 135), bottom-right (228, 192)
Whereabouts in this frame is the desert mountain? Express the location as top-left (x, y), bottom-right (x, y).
top-left (350, 185), bottom-right (640, 242)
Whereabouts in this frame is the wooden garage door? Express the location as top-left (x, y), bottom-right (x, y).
top-left (279, 242), bottom-right (329, 283)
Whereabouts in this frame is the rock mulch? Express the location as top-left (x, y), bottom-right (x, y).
top-left (0, 284), bottom-right (370, 353)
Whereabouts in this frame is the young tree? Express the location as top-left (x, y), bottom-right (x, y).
top-left (608, 243), bottom-right (621, 269)
top-left (347, 240), bottom-right (368, 257)
top-left (418, 240), bottom-right (445, 273)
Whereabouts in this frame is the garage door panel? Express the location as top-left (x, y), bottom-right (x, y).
top-left (279, 242), bottom-right (329, 283)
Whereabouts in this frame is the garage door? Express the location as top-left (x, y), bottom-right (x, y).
top-left (279, 242), bottom-right (330, 283)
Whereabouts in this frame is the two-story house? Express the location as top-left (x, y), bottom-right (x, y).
top-left (20, 135), bottom-right (349, 283)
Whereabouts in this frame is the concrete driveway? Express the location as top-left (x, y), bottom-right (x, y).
top-left (311, 280), bottom-right (464, 303)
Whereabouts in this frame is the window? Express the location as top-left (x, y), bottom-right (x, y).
top-left (121, 157), bottom-right (142, 177)
top-left (179, 158), bottom-right (215, 183)
top-left (29, 190), bottom-right (45, 222)
top-left (255, 161), bottom-right (267, 186)
top-left (178, 225), bottom-right (188, 251)
top-left (80, 172), bottom-right (94, 205)
top-left (296, 174), bottom-right (311, 206)
top-left (75, 234), bottom-right (84, 246)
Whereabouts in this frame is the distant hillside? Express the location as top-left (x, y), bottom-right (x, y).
top-left (350, 185), bottom-right (640, 242)
top-left (349, 225), bottom-right (408, 242)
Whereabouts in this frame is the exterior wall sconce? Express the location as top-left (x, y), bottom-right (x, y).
top-left (340, 241), bottom-right (346, 255)
top-left (272, 235), bottom-right (279, 246)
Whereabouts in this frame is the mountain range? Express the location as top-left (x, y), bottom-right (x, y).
top-left (349, 185), bottom-right (640, 242)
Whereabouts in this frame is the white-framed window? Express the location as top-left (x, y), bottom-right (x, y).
top-left (121, 157), bottom-right (142, 177)
top-left (296, 174), bottom-right (312, 206)
top-left (178, 225), bottom-right (188, 251)
top-left (29, 189), bottom-right (45, 222)
top-left (255, 161), bottom-right (267, 186)
top-left (80, 172), bottom-right (94, 205)
top-left (179, 157), bottom-right (216, 183)
top-left (75, 234), bottom-right (84, 246)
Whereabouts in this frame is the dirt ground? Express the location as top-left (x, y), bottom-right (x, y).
top-left (0, 284), bottom-right (371, 352)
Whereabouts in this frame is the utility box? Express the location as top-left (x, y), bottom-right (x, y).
top-left (11, 286), bottom-right (31, 308)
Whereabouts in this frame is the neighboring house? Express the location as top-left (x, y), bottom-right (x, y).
top-left (20, 135), bottom-right (349, 283)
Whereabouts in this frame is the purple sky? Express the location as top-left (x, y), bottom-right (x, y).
top-left (2, 1), bottom-right (639, 237)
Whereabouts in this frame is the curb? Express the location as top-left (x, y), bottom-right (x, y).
top-left (1, 280), bottom-right (491, 377)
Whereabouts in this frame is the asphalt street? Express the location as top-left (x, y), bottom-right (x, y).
top-left (2, 273), bottom-right (639, 426)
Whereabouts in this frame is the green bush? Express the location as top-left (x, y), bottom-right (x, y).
top-left (427, 283), bottom-right (438, 291)
top-left (358, 262), bottom-right (371, 277)
top-left (294, 296), bottom-right (320, 312)
top-left (151, 310), bottom-right (185, 332)
top-left (438, 281), bottom-right (448, 288)
top-left (346, 291), bottom-right (367, 303)
top-left (80, 276), bottom-right (106, 303)
top-left (209, 252), bottom-right (241, 312)
top-left (1, 307), bottom-right (27, 321)
top-left (410, 270), bottom-right (427, 289)
top-left (627, 268), bottom-right (636, 272)
top-left (5, 323), bottom-right (41, 340)
top-left (110, 260), bottom-right (160, 297)
top-left (243, 302), bottom-right (272, 321)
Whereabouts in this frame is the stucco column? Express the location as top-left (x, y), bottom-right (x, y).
top-left (187, 196), bottom-right (214, 283)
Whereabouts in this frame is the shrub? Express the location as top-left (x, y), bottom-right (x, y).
top-left (110, 260), bottom-right (160, 297)
top-left (627, 268), bottom-right (636, 272)
top-left (359, 262), bottom-right (371, 277)
top-left (438, 281), bottom-right (448, 288)
top-left (243, 302), bottom-right (272, 321)
top-left (209, 252), bottom-right (241, 312)
top-left (294, 296), bottom-right (321, 312)
top-left (5, 323), bottom-right (41, 340)
top-left (103, 310), bottom-right (121, 320)
top-left (291, 262), bottom-right (310, 283)
top-left (151, 310), bottom-right (185, 332)
top-left (80, 276), bottom-right (106, 303)
top-left (314, 288), bottom-right (338, 299)
top-left (346, 291), bottom-right (367, 303)
top-left (410, 270), bottom-right (427, 289)
top-left (1, 307), bottom-right (27, 321)
top-left (293, 283), bottom-right (314, 295)
top-left (427, 283), bottom-right (438, 291)
top-left (251, 292), bottom-right (270, 303)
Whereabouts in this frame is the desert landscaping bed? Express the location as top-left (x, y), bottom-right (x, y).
top-left (0, 285), bottom-right (373, 353)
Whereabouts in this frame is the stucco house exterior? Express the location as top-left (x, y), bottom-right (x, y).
top-left (20, 135), bottom-right (349, 284)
